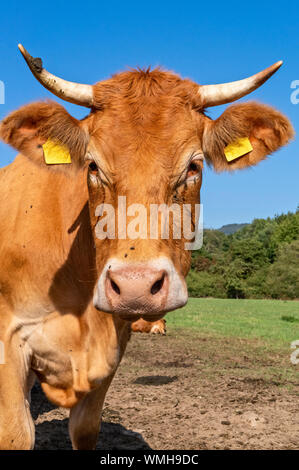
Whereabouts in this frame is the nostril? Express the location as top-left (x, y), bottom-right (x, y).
top-left (151, 273), bottom-right (165, 295)
top-left (110, 279), bottom-right (121, 295)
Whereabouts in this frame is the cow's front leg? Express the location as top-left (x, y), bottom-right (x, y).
top-left (68, 374), bottom-right (114, 450)
top-left (0, 339), bottom-right (35, 449)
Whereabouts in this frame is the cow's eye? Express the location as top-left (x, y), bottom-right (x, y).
top-left (186, 160), bottom-right (202, 180)
top-left (89, 161), bottom-right (98, 174)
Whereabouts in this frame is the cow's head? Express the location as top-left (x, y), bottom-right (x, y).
top-left (0, 45), bottom-right (294, 321)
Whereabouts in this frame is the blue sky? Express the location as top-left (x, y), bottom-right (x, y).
top-left (0, 0), bottom-right (298, 228)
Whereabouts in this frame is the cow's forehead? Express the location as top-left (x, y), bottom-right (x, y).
top-left (86, 68), bottom-right (204, 171)
top-left (88, 111), bottom-right (202, 188)
top-left (91, 67), bottom-right (200, 109)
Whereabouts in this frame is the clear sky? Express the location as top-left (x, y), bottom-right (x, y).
top-left (0, 0), bottom-right (298, 228)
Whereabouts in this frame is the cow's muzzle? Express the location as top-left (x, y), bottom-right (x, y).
top-left (93, 257), bottom-right (188, 319)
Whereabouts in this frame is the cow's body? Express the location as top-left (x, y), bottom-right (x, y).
top-left (0, 154), bottom-right (132, 448)
top-left (131, 318), bottom-right (166, 334)
top-left (0, 47), bottom-right (293, 449)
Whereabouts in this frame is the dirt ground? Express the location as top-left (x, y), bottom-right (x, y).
top-left (31, 329), bottom-right (299, 450)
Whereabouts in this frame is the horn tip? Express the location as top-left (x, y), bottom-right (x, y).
top-left (18, 43), bottom-right (30, 61)
top-left (275, 60), bottom-right (283, 69)
top-left (18, 43), bottom-right (25, 55)
top-left (18, 44), bottom-right (43, 74)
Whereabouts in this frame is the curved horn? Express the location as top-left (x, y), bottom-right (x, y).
top-left (199, 61), bottom-right (283, 108)
top-left (18, 44), bottom-right (93, 108)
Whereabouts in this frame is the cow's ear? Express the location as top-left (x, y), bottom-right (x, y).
top-left (202, 102), bottom-right (294, 171)
top-left (0, 101), bottom-right (88, 168)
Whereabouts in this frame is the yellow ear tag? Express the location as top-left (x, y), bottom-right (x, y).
top-left (224, 137), bottom-right (253, 162)
top-left (42, 139), bottom-right (72, 165)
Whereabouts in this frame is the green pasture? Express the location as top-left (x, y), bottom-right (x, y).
top-left (167, 298), bottom-right (299, 349)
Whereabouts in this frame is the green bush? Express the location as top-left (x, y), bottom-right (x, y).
top-left (243, 267), bottom-right (268, 299)
top-left (264, 240), bottom-right (299, 299)
top-left (186, 270), bottom-right (226, 298)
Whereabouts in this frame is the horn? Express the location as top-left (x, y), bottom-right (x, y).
top-left (18, 44), bottom-right (93, 108)
top-left (199, 61), bottom-right (283, 107)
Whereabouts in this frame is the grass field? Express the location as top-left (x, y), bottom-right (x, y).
top-left (166, 298), bottom-right (299, 349)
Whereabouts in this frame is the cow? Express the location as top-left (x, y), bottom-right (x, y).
top-left (0, 44), bottom-right (293, 449)
top-left (131, 318), bottom-right (166, 335)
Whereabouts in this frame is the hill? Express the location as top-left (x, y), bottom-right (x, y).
top-left (218, 223), bottom-right (249, 235)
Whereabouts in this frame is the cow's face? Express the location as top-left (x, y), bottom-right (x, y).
top-left (0, 47), bottom-right (294, 321)
top-left (85, 72), bottom-right (205, 320)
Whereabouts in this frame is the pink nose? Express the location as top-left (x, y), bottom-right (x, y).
top-left (105, 266), bottom-right (169, 316)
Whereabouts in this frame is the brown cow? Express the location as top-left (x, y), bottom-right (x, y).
top-left (131, 318), bottom-right (166, 335)
top-left (0, 45), bottom-right (293, 449)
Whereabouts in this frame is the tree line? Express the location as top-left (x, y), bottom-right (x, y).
top-left (188, 207), bottom-right (299, 300)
